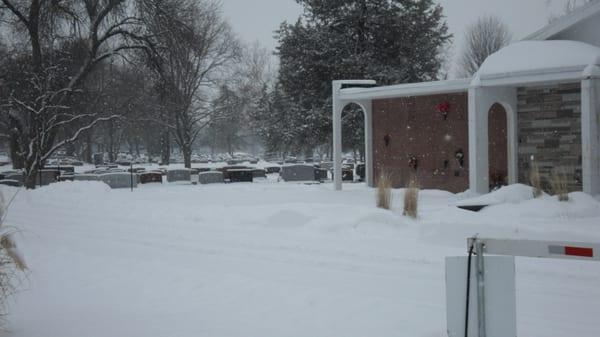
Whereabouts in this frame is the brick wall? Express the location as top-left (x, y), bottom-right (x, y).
top-left (517, 83), bottom-right (583, 192)
top-left (372, 93), bottom-right (471, 193)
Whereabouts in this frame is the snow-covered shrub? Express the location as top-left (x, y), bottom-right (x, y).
top-left (403, 177), bottom-right (419, 219)
top-left (0, 191), bottom-right (26, 322)
top-left (376, 170), bottom-right (393, 210)
top-left (550, 168), bottom-right (569, 202)
top-left (530, 160), bottom-right (543, 198)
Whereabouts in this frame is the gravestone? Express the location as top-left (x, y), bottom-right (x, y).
top-left (252, 169), bottom-right (267, 179)
top-left (167, 169), bottom-right (191, 183)
top-left (36, 169), bottom-right (60, 186)
top-left (73, 174), bottom-right (98, 182)
top-left (319, 162), bottom-right (334, 171)
top-left (0, 179), bottom-right (22, 187)
top-left (355, 164), bottom-right (365, 181)
top-left (265, 166), bottom-right (281, 174)
top-left (93, 153), bottom-right (105, 166)
top-left (342, 169), bottom-right (354, 181)
top-left (45, 166), bottom-right (75, 174)
top-left (199, 171), bottom-right (224, 184)
top-left (127, 167), bottom-right (146, 174)
top-left (5, 172), bottom-right (24, 184)
top-left (228, 169), bottom-right (253, 183)
top-left (315, 168), bottom-right (328, 181)
top-left (219, 166), bottom-right (249, 180)
top-left (99, 172), bottom-right (137, 189)
top-left (58, 174), bottom-right (75, 182)
top-left (139, 171), bottom-right (163, 184)
top-left (281, 165), bottom-right (319, 182)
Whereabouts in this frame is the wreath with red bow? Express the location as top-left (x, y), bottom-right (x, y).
top-left (436, 101), bottom-right (450, 120)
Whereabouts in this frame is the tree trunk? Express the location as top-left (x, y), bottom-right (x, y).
top-left (182, 145), bottom-right (192, 168)
top-left (23, 159), bottom-right (39, 190)
top-left (160, 131), bottom-right (170, 165)
top-left (83, 132), bottom-right (93, 163)
top-left (9, 135), bottom-right (24, 169)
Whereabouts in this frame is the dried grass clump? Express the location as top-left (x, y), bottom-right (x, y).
top-left (403, 176), bottom-right (419, 219)
top-left (550, 168), bottom-right (569, 202)
top-left (530, 159), bottom-right (543, 198)
top-left (0, 191), bottom-right (26, 323)
top-left (376, 170), bottom-right (393, 210)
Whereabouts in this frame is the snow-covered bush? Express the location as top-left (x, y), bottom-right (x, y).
top-left (376, 171), bottom-right (393, 210)
top-left (0, 191), bottom-right (26, 321)
top-left (403, 177), bottom-right (419, 219)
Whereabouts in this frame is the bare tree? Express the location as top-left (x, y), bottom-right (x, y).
top-left (0, 0), bottom-right (152, 188)
top-left (141, 0), bottom-right (240, 168)
top-left (458, 15), bottom-right (512, 78)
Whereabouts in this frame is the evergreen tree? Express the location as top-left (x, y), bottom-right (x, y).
top-left (271, 0), bottom-right (451, 155)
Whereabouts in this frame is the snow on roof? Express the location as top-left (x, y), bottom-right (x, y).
top-left (525, 1), bottom-right (600, 41)
top-left (339, 78), bottom-right (470, 101)
top-left (473, 40), bottom-right (600, 85)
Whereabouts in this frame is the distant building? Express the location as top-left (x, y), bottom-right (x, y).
top-left (332, 1), bottom-right (600, 195)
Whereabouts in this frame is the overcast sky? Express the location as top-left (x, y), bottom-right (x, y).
top-left (221, 0), bottom-right (575, 77)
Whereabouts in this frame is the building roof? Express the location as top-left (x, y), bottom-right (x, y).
top-left (472, 40), bottom-right (600, 87)
top-left (339, 78), bottom-right (470, 101)
top-left (525, 1), bottom-right (600, 41)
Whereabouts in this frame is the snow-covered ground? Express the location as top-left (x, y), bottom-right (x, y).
top-left (2, 180), bottom-right (600, 337)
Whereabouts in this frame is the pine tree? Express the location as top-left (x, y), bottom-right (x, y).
top-left (271, 0), bottom-right (451, 156)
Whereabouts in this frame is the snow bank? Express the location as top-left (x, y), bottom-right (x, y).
top-left (4, 182), bottom-right (600, 337)
top-left (455, 183), bottom-right (538, 206)
top-left (475, 40), bottom-right (600, 79)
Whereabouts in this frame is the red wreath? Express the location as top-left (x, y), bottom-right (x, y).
top-left (436, 101), bottom-right (450, 120)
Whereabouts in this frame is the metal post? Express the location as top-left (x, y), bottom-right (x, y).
top-left (130, 163), bottom-right (134, 192)
top-left (475, 240), bottom-right (486, 337)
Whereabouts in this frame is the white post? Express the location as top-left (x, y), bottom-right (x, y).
top-left (362, 100), bottom-right (374, 187)
top-left (495, 88), bottom-right (519, 186)
top-left (333, 81), bottom-right (343, 191)
top-left (468, 87), bottom-right (490, 194)
top-left (581, 66), bottom-right (600, 196)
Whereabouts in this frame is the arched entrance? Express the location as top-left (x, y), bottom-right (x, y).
top-left (488, 103), bottom-right (509, 190)
top-left (340, 102), bottom-right (367, 183)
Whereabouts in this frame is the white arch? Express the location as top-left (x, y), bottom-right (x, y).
top-left (468, 87), bottom-right (518, 194)
top-left (333, 99), bottom-right (373, 190)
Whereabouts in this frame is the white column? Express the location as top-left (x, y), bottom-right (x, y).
top-left (332, 82), bottom-right (343, 191)
top-left (497, 88), bottom-right (518, 185)
top-left (361, 100), bottom-right (374, 187)
top-left (581, 66), bottom-right (600, 196)
top-left (468, 87), bottom-right (490, 194)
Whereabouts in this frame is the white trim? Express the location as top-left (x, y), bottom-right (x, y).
top-left (525, 1), bottom-right (600, 41)
top-left (339, 78), bottom-right (470, 101)
top-left (473, 68), bottom-right (586, 88)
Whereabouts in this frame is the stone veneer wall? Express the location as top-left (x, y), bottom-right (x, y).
top-left (517, 83), bottom-right (583, 191)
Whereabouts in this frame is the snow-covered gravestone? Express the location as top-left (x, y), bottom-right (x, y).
top-left (265, 166), bottom-right (281, 174)
top-left (252, 169), bottom-right (267, 179)
top-left (281, 164), bottom-right (318, 182)
top-left (139, 171), bottom-right (163, 184)
top-left (99, 173), bottom-right (137, 189)
top-left (73, 174), bottom-right (98, 182)
top-left (0, 180), bottom-right (22, 187)
top-left (199, 171), bottom-right (224, 184)
top-left (167, 169), bottom-right (191, 183)
top-left (37, 169), bottom-right (59, 186)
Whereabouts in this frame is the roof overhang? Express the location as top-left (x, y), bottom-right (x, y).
top-left (339, 78), bottom-right (470, 101)
top-left (472, 66), bottom-right (588, 88)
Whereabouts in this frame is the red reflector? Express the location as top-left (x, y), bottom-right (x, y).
top-left (565, 246), bottom-right (594, 258)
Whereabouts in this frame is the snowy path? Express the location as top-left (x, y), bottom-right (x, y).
top-left (2, 182), bottom-right (600, 337)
